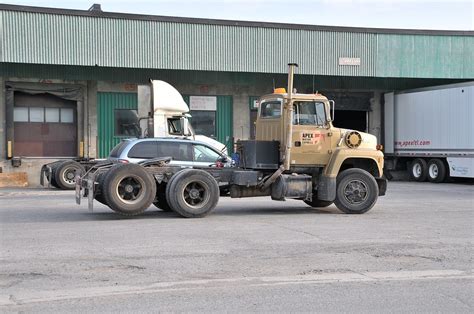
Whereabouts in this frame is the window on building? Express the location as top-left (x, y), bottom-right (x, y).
top-left (190, 111), bottom-right (216, 138)
top-left (114, 109), bottom-right (139, 136)
top-left (13, 107), bottom-right (29, 122)
top-left (45, 108), bottom-right (60, 122)
top-left (29, 107), bottom-right (44, 122)
top-left (61, 108), bottom-right (74, 123)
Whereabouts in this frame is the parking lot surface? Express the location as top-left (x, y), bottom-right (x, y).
top-left (0, 181), bottom-right (473, 312)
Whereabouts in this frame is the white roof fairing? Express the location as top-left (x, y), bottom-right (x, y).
top-left (151, 80), bottom-right (189, 114)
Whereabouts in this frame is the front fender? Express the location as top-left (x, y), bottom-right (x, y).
top-left (323, 148), bottom-right (384, 178)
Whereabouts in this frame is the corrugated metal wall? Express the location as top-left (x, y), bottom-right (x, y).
top-left (97, 92), bottom-right (137, 157)
top-left (1, 9), bottom-right (472, 79)
top-left (376, 34), bottom-right (474, 79)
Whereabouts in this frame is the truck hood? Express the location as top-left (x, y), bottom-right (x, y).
top-left (194, 135), bottom-right (228, 155)
top-left (339, 128), bottom-right (378, 149)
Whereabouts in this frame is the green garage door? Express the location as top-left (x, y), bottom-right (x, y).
top-left (97, 92), bottom-right (138, 158)
top-left (183, 95), bottom-right (233, 153)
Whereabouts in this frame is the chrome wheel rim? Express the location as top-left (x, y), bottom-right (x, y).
top-left (429, 163), bottom-right (439, 179)
top-left (62, 167), bottom-right (78, 184)
top-left (412, 163), bottom-right (422, 178)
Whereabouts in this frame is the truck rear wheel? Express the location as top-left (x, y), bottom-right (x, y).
top-left (54, 161), bottom-right (86, 190)
top-left (153, 184), bottom-right (172, 212)
top-left (409, 158), bottom-right (427, 182)
top-left (94, 172), bottom-right (108, 206)
top-left (427, 159), bottom-right (447, 183)
top-left (166, 169), bottom-right (219, 218)
top-left (49, 162), bottom-right (61, 188)
top-left (103, 164), bottom-right (156, 216)
top-left (334, 168), bottom-right (379, 214)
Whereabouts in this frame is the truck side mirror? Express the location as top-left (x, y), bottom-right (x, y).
top-left (181, 117), bottom-right (191, 136)
top-left (329, 100), bottom-right (335, 122)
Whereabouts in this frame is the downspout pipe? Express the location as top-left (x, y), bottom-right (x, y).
top-left (284, 63), bottom-right (298, 170)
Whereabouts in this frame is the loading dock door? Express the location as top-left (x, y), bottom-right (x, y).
top-left (322, 91), bottom-right (371, 132)
top-left (13, 92), bottom-right (77, 157)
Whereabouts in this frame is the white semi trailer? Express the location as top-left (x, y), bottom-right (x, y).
top-left (384, 82), bottom-right (474, 182)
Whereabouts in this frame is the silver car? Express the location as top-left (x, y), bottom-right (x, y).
top-left (108, 137), bottom-right (231, 167)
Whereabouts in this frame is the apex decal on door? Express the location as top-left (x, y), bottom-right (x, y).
top-left (301, 132), bottom-right (325, 145)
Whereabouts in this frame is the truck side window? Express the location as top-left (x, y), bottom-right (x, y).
top-left (260, 101), bottom-right (281, 118)
top-left (293, 101), bottom-right (326, 126)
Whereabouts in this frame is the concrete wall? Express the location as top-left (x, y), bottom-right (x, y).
top-left (0, 77), bottom-right (5, 161)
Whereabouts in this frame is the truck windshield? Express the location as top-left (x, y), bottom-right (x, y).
top-left (293, 101), bottom-right (326, 126)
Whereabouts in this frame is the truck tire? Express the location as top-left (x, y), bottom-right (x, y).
top-left (102, 164), bottom-right (156, 216)
top-left (54, 161), bottom-right (86, 190)
top-left (94, 172), bottom-right (108, 206)
top-left (49, 162), bottom-right (61, 188)
top-left (334, 168), bottom-right (379, 214)
top-left (166, 169), bottom-right (219, 218)
top-left (153, 184), bottom-right (172, 211)
top-left (304, 196), bottom-right (332, 208)
top-left (427, 159), bottom-right (447, 183)
top-left (409, 158), bottom-right (427, 182)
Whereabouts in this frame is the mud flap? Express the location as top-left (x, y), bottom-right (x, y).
top-left (317, 175), bottom-right (336, 201)
top-left (376, 177), bottom-right (387, 196)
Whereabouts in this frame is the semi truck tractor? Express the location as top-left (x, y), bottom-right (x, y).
top-left (384, 82), bottom-right (474, 183)
top-left (41, 80), bottom-right (227, 189)
top-left (75, 64), bottom-right (387, 217)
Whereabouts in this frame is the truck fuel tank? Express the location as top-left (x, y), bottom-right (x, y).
top-left (271, 174), bottom-right (312, 201)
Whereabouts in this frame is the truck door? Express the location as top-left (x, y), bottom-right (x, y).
top-left (290, 101), bottom-right (332, 166)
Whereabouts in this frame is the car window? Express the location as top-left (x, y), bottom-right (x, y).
top-left (109, 141), bottom-right (129, 157)
top-left (193, 144), bottom-right (220, 162)
top-left (127, 142), bottom-right (157, 159)
top-left (157, 142), bottom-right (193, 161)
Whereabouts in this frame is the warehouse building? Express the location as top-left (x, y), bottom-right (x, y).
top-left (0, 3), bottom-right (472, 186)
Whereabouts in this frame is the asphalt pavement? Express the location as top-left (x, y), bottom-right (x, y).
top-left (0, 181), bottom-right (473, 312)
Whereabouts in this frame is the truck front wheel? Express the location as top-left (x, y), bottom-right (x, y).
top-left (334, 168), bottom-right (379, 214)
top-left (103, 164), bottom-right (156, 215)
top-left (166, 169), bottom-right (219, 218)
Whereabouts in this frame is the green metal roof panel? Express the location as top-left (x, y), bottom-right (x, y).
top-left (1, 8), bottom-right (472, 79)
top-left (0, 10), bottom-right (377, 76)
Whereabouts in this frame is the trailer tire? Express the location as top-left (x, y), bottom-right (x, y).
top-left (409, 158), bottom-right (427, 182)
top-left (334, 168), bottom-right (379, 214)
top-left (54, 161), bottom-right (86, 190)
top-left (166, 169), bottom-right (219, 218)
top-left (427, 159), bottom-right (447, 183)
top-left (102, 164), bottom-right (156, 216)
top-left (304, 196), bottom-right (332, 208)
